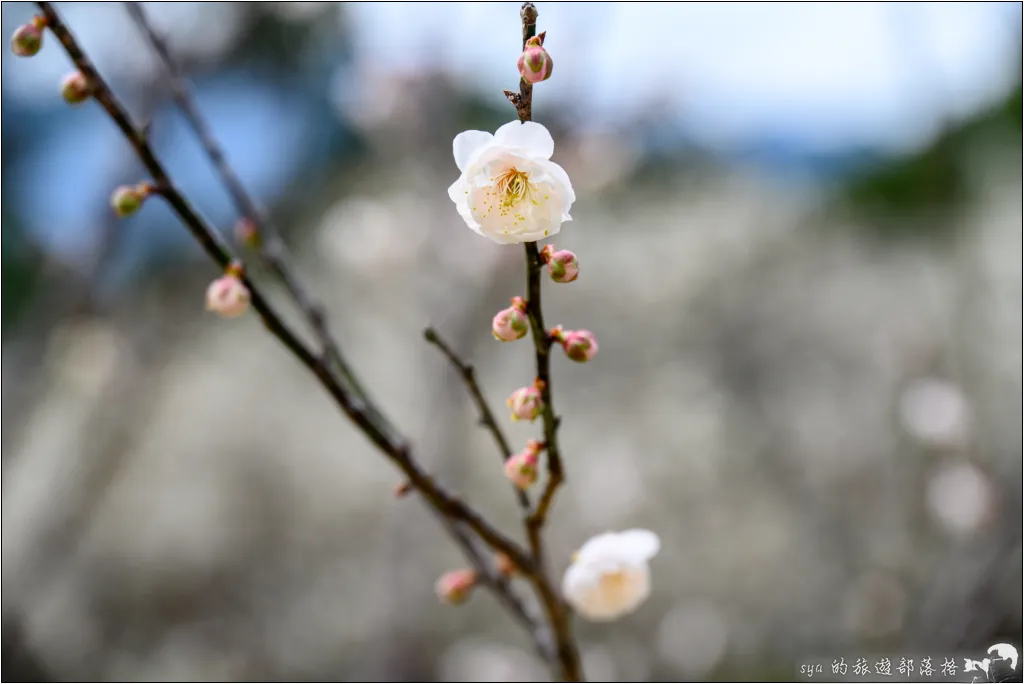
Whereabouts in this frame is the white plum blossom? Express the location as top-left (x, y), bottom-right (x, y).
top-left (562, 528), bottom-right (660, 622)
top-left (448, 120), bottom-right (575, 244)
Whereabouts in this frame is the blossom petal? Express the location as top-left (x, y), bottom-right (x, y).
top-left (543, 159), bottom-right (576, 207)
top-left (448, 177), bottom-right (483, 234)
top-left (562, 560), bottom-right (599, 602)
top-left (453, 130), bottom-right (494, 172)
top-left (494, 120), bottom-right (555, 160)
top-left (576, 529), bottom-right (660, 565)
top-left (575, 532), bottom-right (621, 563)
top-left (616, 529), bottom-right (661, 563)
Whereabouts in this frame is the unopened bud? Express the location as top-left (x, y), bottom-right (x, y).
top-left (436, 568), bottom-right (478, 605)
top-left (517, 34), bottom-right (552, 85)
top-left (61, 71), bottom-right (90, 105)
top-left (540, 245), bottom-right (578, 283)
top-left (551, 326), bottom-right (598, 363)
top-left (506, 379), bottom-right (544, 422)
top-left (504, 439), bottom-right (542, 490)
top-left (393, 481), bottom-right (413, 498)
top-left (205, 264), bottom-right (250, 318)
top-left (495, 552), bottom-right (518, 578)
top-left (110, 183), bottom-right (151, 217)
top-left (492, 296), bottom-right (529, 342)
top-left (11, 20), bottom-right (44, 57)
top-left (234, 217), bottom-right (260, 248)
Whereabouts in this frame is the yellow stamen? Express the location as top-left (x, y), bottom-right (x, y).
top-left (495, 167), bottom-right (532, 208)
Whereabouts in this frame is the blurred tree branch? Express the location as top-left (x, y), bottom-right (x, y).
top-left (123, 2), bottom-right (381, 422)
top-left (33, 1), bottom-right (585, 679)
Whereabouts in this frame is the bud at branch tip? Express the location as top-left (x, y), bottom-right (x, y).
top-left (518, 33), bottom-right (553, 85)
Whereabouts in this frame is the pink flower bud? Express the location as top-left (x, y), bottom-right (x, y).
top-left (504, 440), bottom-right (542, 490)
top-left (110, 183), bottom-right (151, 217)
top-left (11, 21), bottom-right (44, 57)
top-left (61, 71), bottom-right (90, 105)
top-left (506, 380), bottom-right (544, 422)
top-left (492, 296), bottom-right (529, 342)
top-left (540, 245), bottom-right (578, 283)
top-left (436, 568), bottom-right (478, 605)
top-left (234, 218), bottom-right (260, 248)
top-left (205, 267), bottom-right (251, 319)
top-left (551, 326), bottom-right (598, 363)
top-left (517, 34), bottom-right (552, 85)
top-left (393, 481), bottom-right (413, 499)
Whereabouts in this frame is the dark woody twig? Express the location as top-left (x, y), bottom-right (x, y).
top-left (424, 326), bottom-right (531, 511)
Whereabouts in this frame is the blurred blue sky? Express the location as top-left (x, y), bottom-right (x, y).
top-left (348, 1), bottom-right (1021, 154)
top-left (1, 1), bottom-right (1021, 265)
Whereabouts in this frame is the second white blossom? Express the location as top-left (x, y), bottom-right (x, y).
top-left (447, 120), bottom-right (575, 244)
top-left (562, 528), bottom-right (660, 622)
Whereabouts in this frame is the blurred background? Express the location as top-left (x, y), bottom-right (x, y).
top-left (2, 2), bottom-right (1022, 681)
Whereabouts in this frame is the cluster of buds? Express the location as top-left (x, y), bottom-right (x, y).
top-left (517, 32), bottom-right (552, 85)
top-left (506, 378), bottom-right (545, 422)
top-left (551, 325), bottom-right (598, 363)
top-left (504, 439), bottom-right (543, 490)
top-left (110, 182), bottom-right (154, 218)
top-left (205, 260), bottom-right (251, 319)
top-left (492, 296), bottom-right (529, 342)
top-left (539, 244), bottom-right (578, 283)
top-left (10, 16), bottom-right (46, 57)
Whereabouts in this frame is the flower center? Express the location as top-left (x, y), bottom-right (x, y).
top-left (495, 167), bottom-right (532, 208)
top-left (600, 570), bottom-right (628, 590)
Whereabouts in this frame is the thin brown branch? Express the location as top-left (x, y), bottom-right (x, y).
top-left (36, 0), bottom-right (534, 579)
top-left (424, 326), bottom-right (531, 511)
top-left (122, 2), bottom-right (380, 421)
top-left (507, 3), bottom-right (583, 681)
